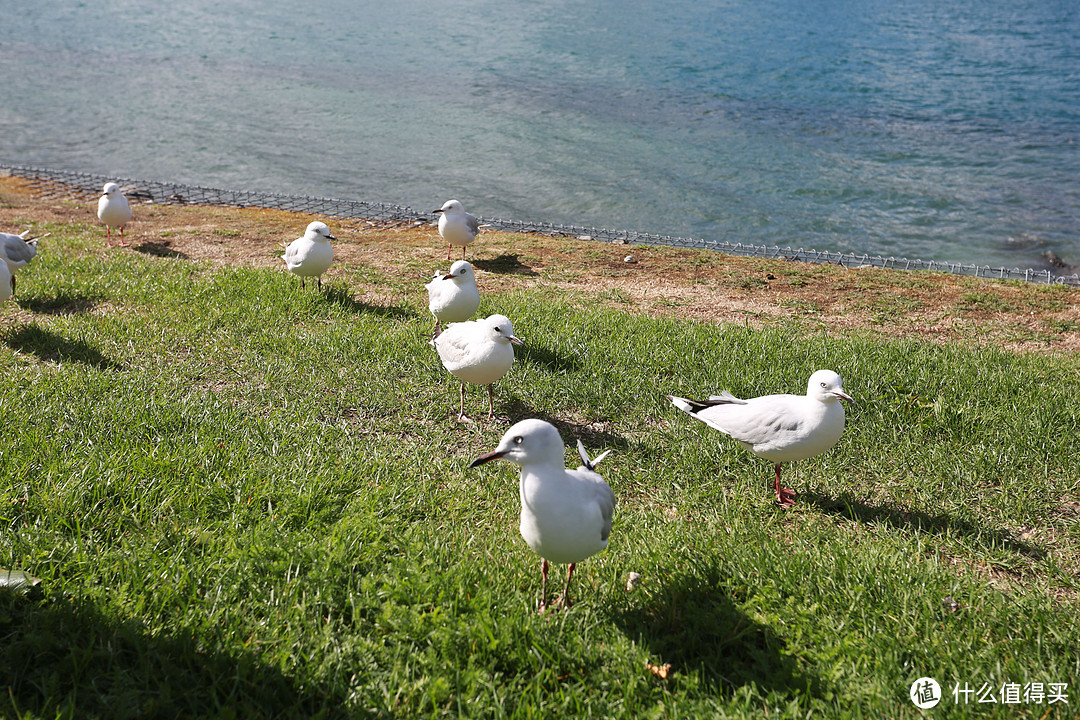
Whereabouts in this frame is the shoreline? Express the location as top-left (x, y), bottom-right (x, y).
top-left (5, 165), bottom-right (1077, 286)
top-left (1, 173), bottom-right (1078, 357)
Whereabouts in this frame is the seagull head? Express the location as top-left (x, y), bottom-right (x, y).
top-left (304, 221), bottom-right (336, 242)
top-left (485, 314), bottom-right (523, 347)
top-left (469, 418), bottom-right (565, 470)
top-left (444, 260), bottom-right (475, 283)
top-left (434, 199), bottom-right (465, 215)
top-left (102, 182), bottom-right (121, 198)
top-left (808, 370), bottom-right (853, 403)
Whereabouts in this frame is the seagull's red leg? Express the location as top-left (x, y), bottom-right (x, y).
top-left (487, 384), bottom-right (496, 420)
top-left (538, 558), bottom-right (550, 612)
top-left (117, 226), bottom-right (129, 247)
top-left (457, 382), bottom-right (472, 423)
top-left (556, 562), bottom-right (576, 608)
top-left (447, 244), bottom-right (452, 261)
top-left (774, 463), bottom-right (797, 506)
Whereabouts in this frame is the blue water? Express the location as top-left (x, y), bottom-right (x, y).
top-left (2, 0), bottom-right (1078, 269)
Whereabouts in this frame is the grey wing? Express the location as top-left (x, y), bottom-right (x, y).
top-left (2, 237), bottom-right (35, 264)
top-left (573, 469), bottom-right (616, 542)
top-left (696, 399), bottom-right (802, 448)
top-left (465, 212), bottom-right (481, 235)
top-left (282, 240), bottom-right (301, 264)
top-left (594, 477), bottom-right (617, 542)
top-left (706, 390), bottom-right (747, 404)
top-left (433, 326), bottom-right (476, 369)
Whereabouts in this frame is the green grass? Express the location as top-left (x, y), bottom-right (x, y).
top-left (956, 292), bottom-right (1017, 314)
top-left (1, 227), bottom-right (1078, 719)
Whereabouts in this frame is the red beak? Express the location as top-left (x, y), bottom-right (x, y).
top-left (469, 450), bottom-right (507, 468)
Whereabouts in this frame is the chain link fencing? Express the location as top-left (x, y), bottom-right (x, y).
top-left (4, 164), bottom-right (1077, 286)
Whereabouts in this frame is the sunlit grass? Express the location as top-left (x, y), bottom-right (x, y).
top-left (0, 225), bottom-right (1077, 719)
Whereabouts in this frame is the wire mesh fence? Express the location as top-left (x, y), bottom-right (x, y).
top-left (5, 163), bottom-right (1078, 286)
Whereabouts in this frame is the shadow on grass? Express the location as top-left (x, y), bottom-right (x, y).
top-left (3, 324), bottom-right (123, 370)
top-left (612, 563), bottom-right (821, 699)
top-left (801, 491), bottom-right (1046, 560)
top-left (133, 240), bottom-right (190, 259)
top-left (17, 291), bottom-right (102, 315)
top-left (321, 285), bottom-right (416, 321)
top-left (0, 594), bottom-right (346, 719)
top-left (517, 341), bottom-right (581, 374)
top-left (500, 398), bottom-right (628, 452)
top-left (472, 254), bottom-right (538, 276)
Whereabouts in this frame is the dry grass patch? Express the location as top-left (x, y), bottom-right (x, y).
top-left (3, 174), bottom-right (1078, 354)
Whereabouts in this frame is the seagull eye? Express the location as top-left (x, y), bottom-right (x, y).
top-left (513, 436), bottom-right (523, 445)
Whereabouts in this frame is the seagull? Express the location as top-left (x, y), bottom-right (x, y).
top-left (425, 259), bottom-right (481, 332)
top-left (470, 419), bottom-right (616, 611)
top-left (0, 261), bottom-right (11, 304)
top-left (97, 182), bottom-right (133, 247)
top-left (0, 230), bottom-right (46, 297)
top-left (434, 199), bottom-right (480, 261)
top-left (282, 221), bottom-right (335, 290)
top-left (668, 369), bottom-right (853, 507)
top-left (431, 314), bottom-right (522, 421)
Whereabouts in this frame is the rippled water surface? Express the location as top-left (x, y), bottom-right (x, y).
top-left (2, 0), bottom-right (1077, 268)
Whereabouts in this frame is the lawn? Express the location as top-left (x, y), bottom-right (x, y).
top-left (0, 196), bottom-right (1078, 718)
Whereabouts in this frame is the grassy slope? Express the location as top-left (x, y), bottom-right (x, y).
top-left (0, 203), bottom-right (1078, 719)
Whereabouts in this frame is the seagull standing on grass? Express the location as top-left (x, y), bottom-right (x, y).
top-left (431, 314), bottom-right (522, 421)
top-left (282, 221), bottom-right (335, 290)
top-left (434, 199), bottom-right (480, 260)
top-left (425, 260), bottom-right (481, 331)
top-left (668, 369), bottom-right (853, 507)
top-left (97, 182), bottom-right (132, 247)
top-left (470, 419), bottom-right (616, 611)
top-left (1, 230), bottom-right (46, 297)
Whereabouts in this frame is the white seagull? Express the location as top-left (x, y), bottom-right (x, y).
top-left (668, 369), bottom-right (853, 507)
top-left (1, 230), bottom-right (45, 297)
top-left (470, 419), bottom-right (616, 611)
top-left (97, 182), bottom-right (133, 247)
top-left (425, 259), bottom-right (481, 331)
top-left (431, 314), bottom-right (522, 421)
top-left (282, 221), bottom-right (336, 290)
top-left (434, 199), bottom-right (480, 261)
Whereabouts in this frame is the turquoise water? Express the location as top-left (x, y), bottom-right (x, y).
top-left (1, 0), bottom-right (1077, 269)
